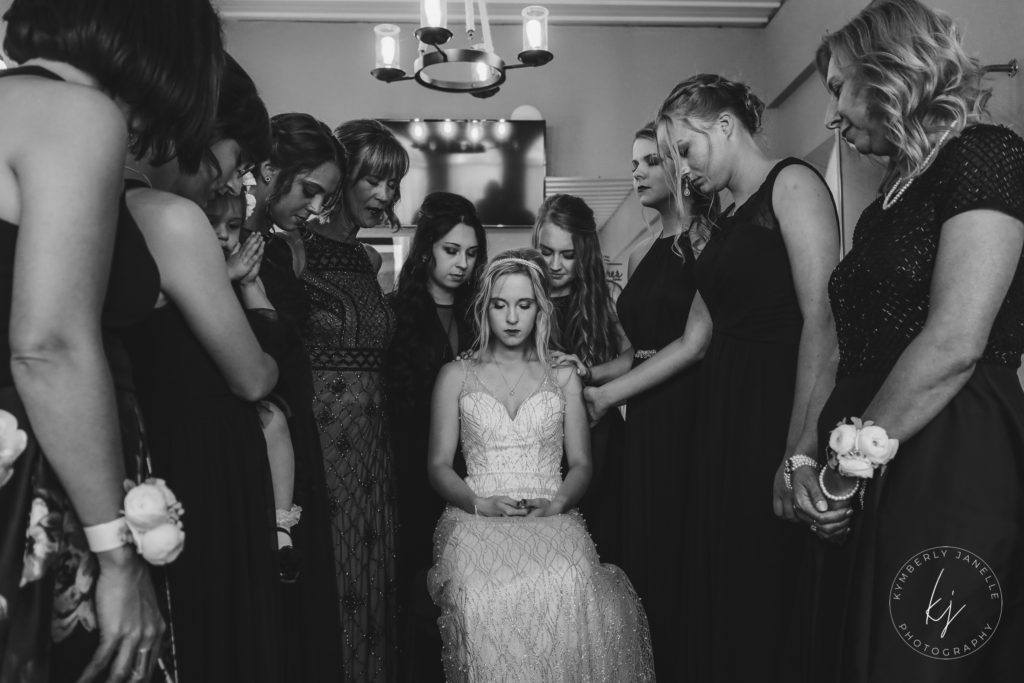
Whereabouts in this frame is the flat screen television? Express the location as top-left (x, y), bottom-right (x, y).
top-left (381, 118), bottom-right (546, 228)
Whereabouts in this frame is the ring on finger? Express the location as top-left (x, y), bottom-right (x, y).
top-left (810, 523), bottom-right (818, 533)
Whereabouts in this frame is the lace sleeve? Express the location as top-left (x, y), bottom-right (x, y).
top-left (936, 125), bottom-right (1024, 225)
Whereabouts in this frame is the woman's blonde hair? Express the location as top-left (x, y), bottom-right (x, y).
top-left (471, 248), bottom-right (552, 364)
top-left (816, 0), bottom-right (989, 182)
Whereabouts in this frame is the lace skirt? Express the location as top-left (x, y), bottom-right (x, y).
top-left (428, 506), bottom-right (654, 682)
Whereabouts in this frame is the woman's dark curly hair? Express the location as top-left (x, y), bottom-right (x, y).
top-left (263, 113), bottom-right (344, 222)
top-left (532, 194), bottom-right (619, 366)
top-left (387, 192), bottom-right (488, 409)
top-left (4, 0), bottom-right (224, 173)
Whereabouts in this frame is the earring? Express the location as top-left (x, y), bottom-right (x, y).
top-left (128, 131), bottom-right (139, 148)
top-left (263, 174), bottom-right (272, 183)
top-left (682, 178), bottom-right (692, 197)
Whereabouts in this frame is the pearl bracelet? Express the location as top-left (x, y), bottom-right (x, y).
top-left (82, 516), bottom-right (131, 553)
top-left (783, 454), bottom-right (819, 490)
top-left (818, 465), bottom-right (860, 502)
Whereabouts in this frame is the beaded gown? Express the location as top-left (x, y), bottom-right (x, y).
top-left (614, 234), bottom-right (699, 678)
top-left (302, 231), bottom-right (397, 682)
top-left (806, 124), bottom-right (1024, 683)
top-left (684, 159), bottom-right (830, 681)
top-left (0, 75), bottom-right (162, 680)
top-left (428, 361), bottom-right (654, 682)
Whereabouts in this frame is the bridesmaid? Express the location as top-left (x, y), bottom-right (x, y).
top-left (302, 118), bottom-right (409, 682)
top-left (123, 54), bottom-right (287, 682)
top-left (532, 193), bottom-right (627, 562)
top-left (582, 122), bottom-right (713, 679)
top-left (0, 1), bottom-right (222, 681)
top-left (243, 112), bottom-right (346, 681)
top-left (656, 75), bottom-right (840, 681)
top-left (385, 191), bottom-right (486, 682)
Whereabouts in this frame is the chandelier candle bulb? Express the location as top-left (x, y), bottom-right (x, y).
top-left (422, 0), bottom-right (446, 28)
top-left (374, 24), bottom-right (401, 69)
top-left (522, 6), bottom-right (548, 52)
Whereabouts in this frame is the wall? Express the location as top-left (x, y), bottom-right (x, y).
top-left (763, 0), bottom-right (1024, 159)
top-left (223, 20), bottom-right (765, 179)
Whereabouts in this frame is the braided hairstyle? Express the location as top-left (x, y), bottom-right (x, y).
top-left (387, 192), bottom-right (487, 409)
top-left (532, 194), bottom-right (619, 366)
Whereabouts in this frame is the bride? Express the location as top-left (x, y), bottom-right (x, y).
top-left (426, 248), bottom-right (654, 682)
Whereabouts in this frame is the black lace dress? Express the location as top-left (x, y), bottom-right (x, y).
top-left (684, 159), bottom-right (829, 681)
top-left (806, 125), bottom-right (1024, 683)
top-left (614, 234), bottom-right (699, 679)
top-left (302, 232), bottom-right (397, 682)
top-left (0, 66), bottom-right (162, 682)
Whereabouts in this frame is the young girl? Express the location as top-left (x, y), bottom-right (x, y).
top-left (532, 193), bottom-right (627, 561)
top-left (204, 194), bottom-right (301, 575)
top-left (426, 249), bottom-right (654, 682)
top-left (384, 191), bottom-right (486, 681)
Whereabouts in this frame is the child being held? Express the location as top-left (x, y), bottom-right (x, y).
top-left (205, 193), bottom-right (302, 582)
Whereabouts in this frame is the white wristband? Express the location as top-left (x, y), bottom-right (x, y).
top-left (82, 516), bottom-right (130, 553)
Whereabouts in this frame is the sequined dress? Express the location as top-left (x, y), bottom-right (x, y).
top-left (806, 125), bottom-right (1024, 682)
top-left (302, 231), bottom-right (397, 682)
top-left (428, 362), bottom-right (654, 682)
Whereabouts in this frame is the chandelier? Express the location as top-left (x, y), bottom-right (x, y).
top-left (371, 1), bottom-right (552, 98)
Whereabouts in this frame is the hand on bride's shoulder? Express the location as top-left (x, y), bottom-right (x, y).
top-left (552, 363), bottom-right (582, 395)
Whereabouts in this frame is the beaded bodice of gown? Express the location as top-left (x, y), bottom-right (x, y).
top-left (830, 124), bottom-right (1024, 378)
top-left (460, 365), bottom-right (564, 500)
top-left (302, 231), bottom-right (394, 370)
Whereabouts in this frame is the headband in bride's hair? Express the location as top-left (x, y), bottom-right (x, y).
top-left (486, 256), bottom-right (544, 277)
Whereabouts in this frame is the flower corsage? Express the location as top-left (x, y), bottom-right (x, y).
top-left (822, 417), bottom-right (899, 504)
top-left (241, 171), bottom-right (257, 220)
top-left (83, 478), bottom-right (185, 565)
top-left (0, 409), bottom-right (28, 490)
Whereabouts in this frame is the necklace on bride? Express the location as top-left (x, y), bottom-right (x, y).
top-left (497, 363), bottom-right (530, 397)
top-left (881, 128), bottom-right (953, 210)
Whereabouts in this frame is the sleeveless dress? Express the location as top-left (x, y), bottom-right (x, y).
top-left (302, 231), bottom-right (398, 682)
top-left (252, 230), bottom-right (345, 681)
top-left (550, 294), bottom-right (626, 566)
top-left (123, 184), bottom-right (283, 682)
top-left (428, 362), bottom-right (654, 682)
top-left (684, 159), bottom-right (830, 681)
top-left (614, 234), bottom-right (699, 678)
top-left (0, 66), bottom-right (161, 682)
top-left (806, 125), bottom-right (1024, 682)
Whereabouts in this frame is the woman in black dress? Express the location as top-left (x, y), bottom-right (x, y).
top-left (532, 193), bottom-right (626, 562)
top-left (793, 2), bottom-right (1024, 680)
top-left (303, 118), bottom-right (409, 682)
top-left (123, 55), bottom-right (288, 682)
top-left (243, 112), bottom-right (346, 680)
top-left (385, 191), bottom-right (486, 682)
top-left (656, 75), bottom-right (840, 681)
top-left (581, 124), bottom-right (714, 679)
top-left (0, 2), bottom-right (222, 681)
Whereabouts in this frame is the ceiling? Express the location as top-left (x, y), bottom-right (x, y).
top-left (215, 1), bottom-right (786, 27)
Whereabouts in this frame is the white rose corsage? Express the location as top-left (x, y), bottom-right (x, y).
top-left (83, 477), bottom-right (185, 565)
top-left (821, 417), bottom-right (899, 503)
top-left (0, 409), bottom-right (29, 490)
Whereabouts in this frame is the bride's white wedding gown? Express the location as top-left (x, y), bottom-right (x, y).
top-left (428, 361), bottom-right (654, 682)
